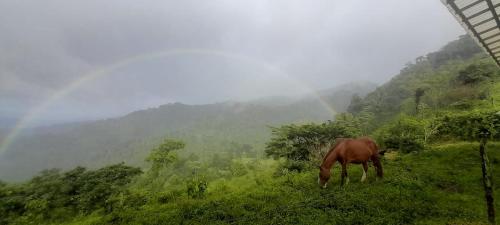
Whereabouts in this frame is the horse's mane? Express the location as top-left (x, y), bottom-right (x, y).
top-left (322, 138), bottom-right (347, 161)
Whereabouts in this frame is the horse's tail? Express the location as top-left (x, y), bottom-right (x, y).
top-left (360, 137), bottom-right (384, 177)
top-left (371, 154), bottom-right (383, 178)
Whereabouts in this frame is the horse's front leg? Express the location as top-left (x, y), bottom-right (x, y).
top-left (361, 162), bottom-right (368, 182)
top-left (340, 163), bottom-right (349, 186)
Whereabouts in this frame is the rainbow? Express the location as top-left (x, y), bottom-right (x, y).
top-left (0, 48), bottom-right (337, 156)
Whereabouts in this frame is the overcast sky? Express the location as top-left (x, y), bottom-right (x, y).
top-left (0, 0), bottom-right (465, 124)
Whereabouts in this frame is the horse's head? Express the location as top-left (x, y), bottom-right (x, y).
top-left (317, 166), bottom-right (330, 188)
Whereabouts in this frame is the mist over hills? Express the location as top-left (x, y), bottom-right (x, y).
top-left (0, 82), bottom-right (376, 181)
top-left (4, 31), bottom-right (500, 224)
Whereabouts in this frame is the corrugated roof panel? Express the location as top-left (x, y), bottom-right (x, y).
top-left (463, 2), bottom-right (488, 17)
top-left (469, 11), bottom-right (493, 24)
top-left (475, 19), bottom-right (496, 31)
top-left (455, 0), bottom-right (476, 8)
top-left (479, 27), bottom-right (499, 37)
top-left (490, 42), bottom-right (500, 49)
top-left (485, 33), bottom-right (500, 43)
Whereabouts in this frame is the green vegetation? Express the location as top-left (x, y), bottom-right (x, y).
top-left (1, 35), bottom-right (500, 224)
top-left (0, 82), bottom-right (376, 181)
top-left (2, 142), bottom-right (500, 224)
top-left (146, 139), bottom-right (185, 174)
top-left (0, 164), bottom-right (141, 224)
top-left (265, 121), bottom-right (359, 161)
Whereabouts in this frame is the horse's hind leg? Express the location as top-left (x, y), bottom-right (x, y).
top-left (341, 163), bottom-right (349, 186)
top-left (361, 162), bottom-right (368, 182)
top-left (371, 155), bottom-right (383, 179)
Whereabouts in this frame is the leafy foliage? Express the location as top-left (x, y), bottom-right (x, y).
top-left (426, 35), bottom-right (481, 68)
top-left (186, 176), bottom-right (208, 199)
top-left (4, 142), bottom-right (496, 225)
top-left (0, 164), bottom-right (141, 224)
top-left (265, 120), bottom-right (359, 163)
top-left (455, 62), bottom-right (498, 85)
top-left (437, 110), bottom-right (500, 141)
top-left (374, 115), bottom-right (425, 153)
top-left (146, 139), bottom-right (185, 172)
top-left (347, 36), bottom-right (489, 127)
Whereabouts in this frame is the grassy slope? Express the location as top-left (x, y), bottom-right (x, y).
top-left (64, 142), bottom-right (500, 225)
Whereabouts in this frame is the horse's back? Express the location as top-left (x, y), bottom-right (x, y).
top-left (341, 139), bottom-right (375, 163)
top-left (358, 137), bottom-right (379, 154)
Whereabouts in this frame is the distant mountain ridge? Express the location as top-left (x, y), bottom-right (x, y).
top-left (0, 82), bottom-right (376, 181)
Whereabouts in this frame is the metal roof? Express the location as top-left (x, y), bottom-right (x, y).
top-left (442, 0), bottom-right (500, 66)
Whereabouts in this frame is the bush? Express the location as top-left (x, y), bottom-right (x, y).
top-left (106, 189), bottom-right (149, 212)
top-left (455, 63), bottom-right (497, 85)
top-left (278, 160), bottom-right (309, 174)
top-left (437, 110), bottom-right (500, 140)
top-left (439, 86), bottom-right (480, 108)
top-left (187, 176), bottom-right (208, 199)
top-left (375, 115), bottom-right (425, 153)
top-left (0, 163), bottom-right (142, 223)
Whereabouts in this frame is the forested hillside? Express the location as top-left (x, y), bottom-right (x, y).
top-left (348, 35), bottom-right (486, 124)
top-left (0, 82), bottom-right (375, 181)
top-left (2, 35), bottom-right (500, 225)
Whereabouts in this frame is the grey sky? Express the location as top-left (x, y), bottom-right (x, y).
top-left (0, 0), bottom-right (465, 124)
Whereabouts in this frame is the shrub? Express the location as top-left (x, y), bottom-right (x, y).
top-left (279, 160), bottom-right (309, 174)
top-left (455, 63), bottom-right (497, 85)
top-left (439, 86), bottom-right (480, 108)
top-left (375, 115), bottom-right (425, 153)
top-left (187, 176), bottom-right (208, 199)
top-left (437, 110), bottom-right (500, 140)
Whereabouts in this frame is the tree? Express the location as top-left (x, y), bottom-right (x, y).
top-left (146, 139), bottom-right (185, 173)
top-left (347, 94), bottom-right (364, 114)
top-left (356, 108), bottom-right (376, 135)
top-left (456, 63), bottom-right (496, 85)
top-left (265, 121), bottom-right (358, 164)
top-left (426, 35), bottom-right (481, 68)
top-left (74, 163), bottom-right (142, 213)
top-left (415, 88), bottom-right (425, 114)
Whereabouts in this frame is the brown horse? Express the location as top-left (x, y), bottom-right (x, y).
top-left (318, 137), bottom-right (383, 188)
